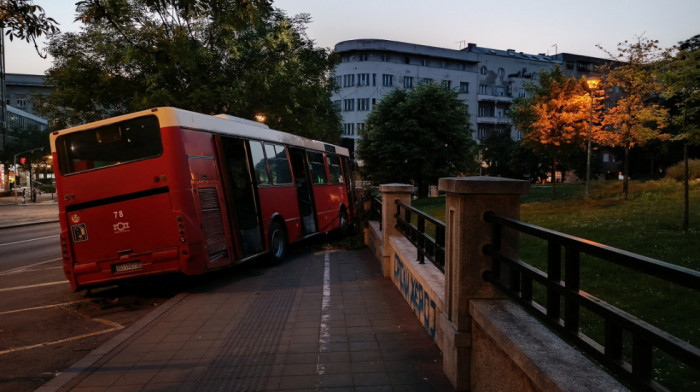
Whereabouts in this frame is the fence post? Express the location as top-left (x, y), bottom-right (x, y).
top-left (379, 184), bottom-right (414, 278)
top-left (438, 176), bottom-right (530, 391)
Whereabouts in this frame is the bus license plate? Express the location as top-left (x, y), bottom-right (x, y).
top-left (112, 261), bottom-right (142, 273)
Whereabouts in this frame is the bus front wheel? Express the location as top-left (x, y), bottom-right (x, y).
top-left (269, 221), bottom-right (287, 262)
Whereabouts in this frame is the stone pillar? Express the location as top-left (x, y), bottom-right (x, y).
top-left (438, 176), bottom-right (530, 391)
top-left (379, 184), bottom-right (414, 277)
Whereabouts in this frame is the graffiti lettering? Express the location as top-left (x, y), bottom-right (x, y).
top-left (393, 254), bottom-right (437, 339)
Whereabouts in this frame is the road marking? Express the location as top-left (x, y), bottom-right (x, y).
top-left (0, 281), bottom-right (69, 292)
top-left (0, 258), bottom-right (62, 276)
top-left (317, 252), bottom-right (332, 377)
top-left (0, 299), bottom-right (92, 316)
top-left (0, 234), bottom-right (59, 247)
top-left (0, 318), bottom-right (125, 356)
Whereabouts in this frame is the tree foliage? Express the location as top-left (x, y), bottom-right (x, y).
top-left (597, 36), bottom-right (670, 199)
top-left (357, 83), bottom-right (478, 196)
top-left (480, 130), bottom-right (516, 177)
top-left (660, 34), bottom-right (700, 231)
top-left (0, 0), bottom-right (59, 57)
top-left (37, 0), bottom-right (341, 142)
top-left (511, 66), bottom-right (591, 192)
top-left (661, 34), bottom-right (700, 145)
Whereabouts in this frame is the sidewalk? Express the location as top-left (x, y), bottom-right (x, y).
top-left (38, 248), bottom-right (453, 392)
top-left (0, 192), bottom-right (59, 229)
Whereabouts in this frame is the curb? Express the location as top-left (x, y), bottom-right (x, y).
top-left (36, 292), bottom-right (190, 392)
top-left (0, 220), bottom-right (60, 230)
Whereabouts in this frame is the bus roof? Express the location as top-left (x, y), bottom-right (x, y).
top-left (50, 107), bottom-right (349, 157)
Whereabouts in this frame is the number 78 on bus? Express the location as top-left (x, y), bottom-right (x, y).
top-left (50, 107), bottom-right (357, 291)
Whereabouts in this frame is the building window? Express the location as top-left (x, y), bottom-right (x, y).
top-left (357, 123), bottom-right (365, 135)
top-left (518, 88), bottom-right (527, 98)
top-left (343, 74), bottom-right (355, 87)
top-left (478, 84), bottom-right (488, 95)
top-left (403, 76), bottom-right (414, 89)
top-left (343, 99), bottom-right (355, 111)
top-left (420, 78), bottom-right (433, 85)
top-left (372, 73), bottom-right (376, 86)
top-left (381, 54), bottom-right (390, 62)
top-left (357, 98), bottom-right (370, 111)
top-left (442, 80), bottom-right (452, 90)
top-left (498, 68), bottom-right (505, 77)
top-left (478, 127), bottom-right (488, 140)
top-left (357, 73), bottom-right (370, 86)
top-left (333, 76), bottom-right (342, 88)
top-left (480, 66), bottom-right (487, 75)
top-left (358, 53), bottom-right (368, 62)
top-left (16, 98), bottom-right (27, 108)
top-left (382, 74), bottom-right (394, 87)
top-left (404, 56), bottom-right (411, 64)
top-left (333, 100), bottom-right (341, 110)
top-left (343, 123), bottom-right (355, 136)
top-left (459, 82), bottom-right (469, 93)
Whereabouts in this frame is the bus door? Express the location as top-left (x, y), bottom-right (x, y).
top-left (289, 148), bottom-right (318, 235)
top-left (217, 137), bottom-right (265, 259)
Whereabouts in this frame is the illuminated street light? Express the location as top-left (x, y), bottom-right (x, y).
top-left (584, 77), bottom-right (600, 199)
top-left (254, 113), bottom-right (267, 123)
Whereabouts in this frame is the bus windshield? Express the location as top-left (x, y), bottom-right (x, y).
top-left (56, 115), bottom-right (163, 175)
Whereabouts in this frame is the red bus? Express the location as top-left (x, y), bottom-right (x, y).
top-left (50, 107), bottom-right (356, 291)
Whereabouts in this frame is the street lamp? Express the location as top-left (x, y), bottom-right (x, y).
top-left (584, 77), bottom-right (600, 199)
top-left (254, 113), bottom-right (267, 123)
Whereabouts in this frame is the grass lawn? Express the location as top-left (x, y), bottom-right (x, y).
top-left (411, 179), bottom-right (699, 390)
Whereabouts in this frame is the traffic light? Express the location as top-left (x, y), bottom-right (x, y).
top-left (19, 157), bottom-right (26, 165)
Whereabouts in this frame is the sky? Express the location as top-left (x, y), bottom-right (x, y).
top-left (4, 0), bottom-right (700, 75)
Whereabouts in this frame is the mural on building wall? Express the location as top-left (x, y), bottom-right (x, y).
top-left (393, 254), bottom-right (437, 339)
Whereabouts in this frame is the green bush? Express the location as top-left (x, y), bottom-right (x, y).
top-left (666, 159), bottom-right (700, 181)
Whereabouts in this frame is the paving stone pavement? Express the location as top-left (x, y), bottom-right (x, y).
top-left (0, 192), bottom-right (59, 228)
top-left (39, 248), bottom-right (454, 392)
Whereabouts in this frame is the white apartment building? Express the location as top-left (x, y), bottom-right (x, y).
top-left (332, 39), bottom-right (561, 156)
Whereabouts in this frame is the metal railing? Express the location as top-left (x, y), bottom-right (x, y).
top-left (395, 200), bottom-right (445, 272)
top-left (482, 211), bottom-right (700, 392)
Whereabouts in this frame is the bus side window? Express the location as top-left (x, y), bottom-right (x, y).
top-left (249, 141), bottom-right (269, 185)
top-left (307, 151), bottom-right (328, 185)
top-left (327, 155), bottom-right (343, 184)
top-left (272, 145), bottom-right (293, 184)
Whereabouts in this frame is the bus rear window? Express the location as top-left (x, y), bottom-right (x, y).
top-left (56, 115), bottom-right (163, 175)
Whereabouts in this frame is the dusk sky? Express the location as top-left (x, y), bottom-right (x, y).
top-left (5, 0), bottom-right (699, 75)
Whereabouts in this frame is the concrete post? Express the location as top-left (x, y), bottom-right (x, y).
top-left (379, 184), bottom-right (414, 277)
top-left (438, 176), bottom-right (530, 391)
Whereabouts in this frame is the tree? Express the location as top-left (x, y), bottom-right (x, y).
top-left (660, 34), bottom-right (700, 231)
top-left (37, 0), bottom-right (341, 142)
top-left (480, 130), bottom-right (516, 177)
top-left (597, 36), bottom-right (670, 200)
top-left (510, 66), bottom-right (591, 194)
top-left (0, 0), bottom-right (59, 57)
top-left (357, 83), bottom-right (478, 196)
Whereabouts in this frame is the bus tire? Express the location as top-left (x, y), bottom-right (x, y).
top-left (269, 221), bottom-right (287, 262)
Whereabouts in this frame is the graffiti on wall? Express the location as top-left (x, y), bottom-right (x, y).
top-left (393, 253), bottom-right (437, 339)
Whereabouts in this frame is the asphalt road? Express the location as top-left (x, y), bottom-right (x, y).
top-left (0, 223), bottom-right (177, 392)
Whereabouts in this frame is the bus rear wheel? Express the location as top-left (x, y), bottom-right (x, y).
top-left (337, 208), bottom-right (350, 238)
top-left (269, 221), bottom-right (287, 262)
